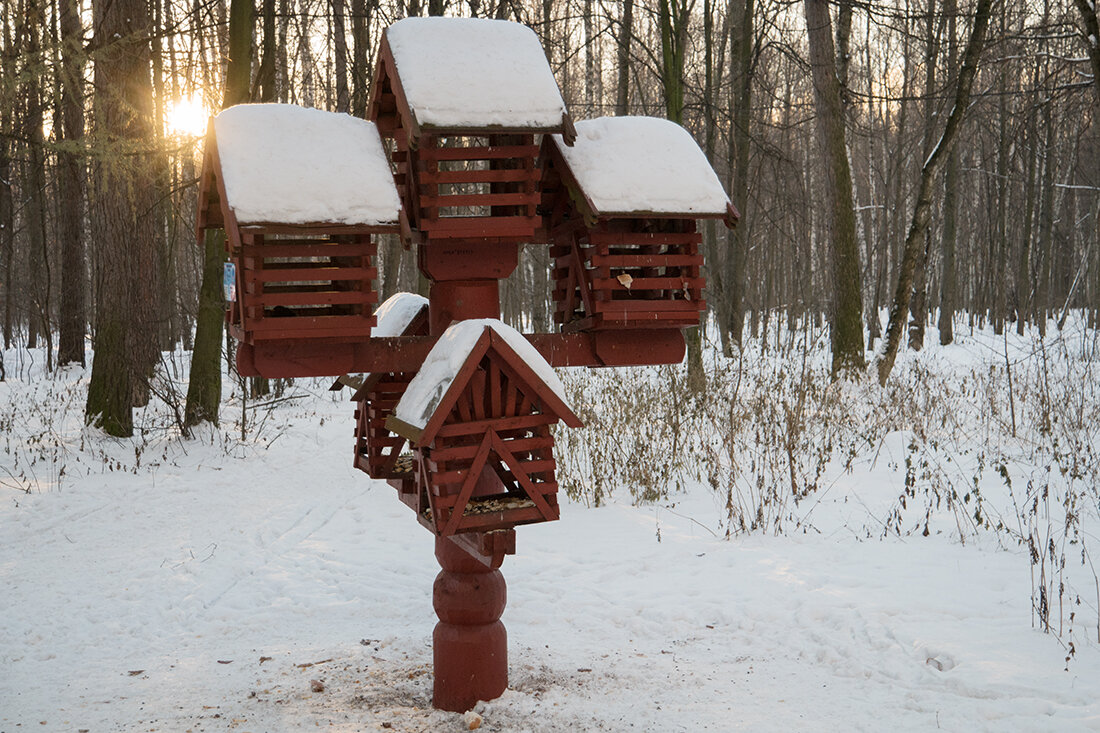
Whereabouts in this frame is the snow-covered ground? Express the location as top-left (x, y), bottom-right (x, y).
top-left (3, 320), bottom-right (1100, 731)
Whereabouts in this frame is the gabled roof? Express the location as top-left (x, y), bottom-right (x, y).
top-left (339, 293), bottom-right (430, 399)
top-left (372, 17), bottom-right (575, 142)
top-left (546, 116), bottom-right (738, 226)
top-left (371, 292), bottom-right (430, 338)
top-left (203, 104), bottom-right (401, 228)
top-left (387, 319), bottom-right (581, 445)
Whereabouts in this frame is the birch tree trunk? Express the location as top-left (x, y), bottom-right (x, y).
top-left (877, 0), bottom-right (995, 385)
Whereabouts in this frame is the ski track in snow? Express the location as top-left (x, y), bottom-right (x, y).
top-left (3, 353), bottom-right (1100, 731)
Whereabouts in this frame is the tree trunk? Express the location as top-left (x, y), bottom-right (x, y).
top-left (257, 0), bottom-right (277, 102)
top-left (937, 0), bottom-right (959, 344)
top-left (1, 9), bottom-right (15, 349)
top-left (803, 0), bottom-right (864, 376)
top-left (350, 0), bottom-right (372, 117)
top-left (331, 0), bottom-right (350, 113)
top-left (615, 0), bottom-right (633, 116)
top-left (23, 0), bottom-right (50, 359)
top-left (1072, 0), bottom-right (1100, 112)
top-left (877, 0), bottom-right (994, 385)
top-left (86, 0), bottom-right (158, 435)
top-left (725, 0), bottom-right (753, 350)
top-left (57, 0), bottom-right (87, 366)
top-left (908, 0), bottom-right (942, 351)
top-left (659, 0), bottom-right (704, 387)
top-left (184, 0), bottom-right (251, 428)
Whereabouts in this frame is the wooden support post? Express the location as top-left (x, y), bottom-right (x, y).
top-left (432, 536), bottom-right (507, 712)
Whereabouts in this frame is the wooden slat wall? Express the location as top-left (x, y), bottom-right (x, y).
top-left (552, 220), bottom-right (706, 331)
top-left (234, 232), bottom-right (378, 342)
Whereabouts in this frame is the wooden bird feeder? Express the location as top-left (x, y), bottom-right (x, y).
top-left (368, 17), bottom-right (576, 245)
top-left (384, 320), bottom-right (582, 540)
top-left (196, 18), bottom-right (738, 717)
top-left (196, 104), bottom-right (402, 377)
top-left (540, 116), bottom-right (740, 332)
top-left (350, 293), bottom-right (430, 479)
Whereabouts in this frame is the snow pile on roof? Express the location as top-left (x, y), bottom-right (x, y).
top-left (213, 104), bottom-right (401, 226)
top-left (386, 18), bottom-right (567, 129)
top-left (394, 319), bottom-right (569, 431)
top-left (551, 116), bottom-right (730, 216)
top-left (372, 292), bottom-right (428, 338)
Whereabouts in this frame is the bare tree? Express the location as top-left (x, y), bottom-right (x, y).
top-left (803, 0), bottom-right (864, 375)
top-left (878, 0), bottom-right (995, 385)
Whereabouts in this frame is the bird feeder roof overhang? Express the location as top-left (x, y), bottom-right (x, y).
top-left (372, 17), bottom-right (576, 144)
top-left (545, 116), bottom-right (740, 227)
top-left (197, 104), bottom-right (403, 238)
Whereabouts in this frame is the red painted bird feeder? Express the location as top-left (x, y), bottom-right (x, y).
top-left (196, 16), bottom-right (738, 718)
top-left (196, 104), bottom-right (402, 377)
top-left (368, 17), bottom-right (576, 246)
top-left (349, 293), bottom-right (430, 479)
top-left (541, 116), bottom-right (740, 332)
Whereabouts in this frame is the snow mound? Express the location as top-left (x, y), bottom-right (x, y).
top-left (386, 18), bottom-right (567, 129)
top-left (394, 319), bottom-right (569, 432)
top-left (372, 292), bottom-right (429, 338)
top-left (551, 116), bottom-right (730, 216)
top-left (213, 104), bottom-right (401, 226)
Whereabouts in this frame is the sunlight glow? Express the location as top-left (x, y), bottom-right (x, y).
top-left (166, 94), bottom-right (209, 138)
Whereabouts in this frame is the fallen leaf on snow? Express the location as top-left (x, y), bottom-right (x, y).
top-left (127, 670), bottom-right (144, 676)
top-left (310, 679), bottom-right (325, 693)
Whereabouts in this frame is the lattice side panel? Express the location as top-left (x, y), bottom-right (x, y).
top-left (415, 135), bottom-right (541, 241)
top-left (355, 376), bottom-right (415, 479)
top-left (586, 223), bottom-right (706, 328)
top-left (237, 233), bottom-right (378, 342)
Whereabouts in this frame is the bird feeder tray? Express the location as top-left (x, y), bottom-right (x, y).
top-left (351, 294), bottom-right (430, 479)
top-left (385, 322), bottom-right (581, 537)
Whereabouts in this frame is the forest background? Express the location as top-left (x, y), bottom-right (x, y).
top-left (0, 0), bottom-right (1098, 425)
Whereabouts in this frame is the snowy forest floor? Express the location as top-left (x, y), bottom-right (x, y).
top-left (3, 316), bottom-right (1100, 731)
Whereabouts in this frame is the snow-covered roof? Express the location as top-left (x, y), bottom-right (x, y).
top-left (550, 116), bottom-right (730, 217)
top-left (372, 292), bottom-right (429, 338)
top-left (212, 104), bottom-right (401, 226)
top-left (392, 319), bottom-right (570, 432)
top-left (385, 17), bottom-right (567, 130)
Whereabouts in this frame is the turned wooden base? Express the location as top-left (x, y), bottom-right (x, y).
top-left (431, 536), bottom-right (508, 712)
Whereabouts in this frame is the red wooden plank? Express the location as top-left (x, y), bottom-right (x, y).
top-left (491, 433), bottom-right (557, 522)
top-left (434, 413), bottom-right (555, 439)
top-left (587, 231), bottom-right (701, 246)
top-left (591, 276), bottom-right (706, 291)
top-left (239, 242), bottom-right (375, 259)
top-left (431, 435), bottom-right (553, 463)
top-left (420, 192), bottom-right (537, 209)
top-left (254, 291), bottom-right (370, 307)
top-left (591, 299), bottom-right (701, 312)
top-left (250, 266), bottom-right (376, 283)
top-left (421, 168), bottom-right (532, 185)
top-left (439, 432), bottom-right (493, 536)
top-left (591, 254), bottom-right (703, 268)
top-left (419, 215), bottom-right (537, 233)
top-left (419, 144), bottom-right (538, 161)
